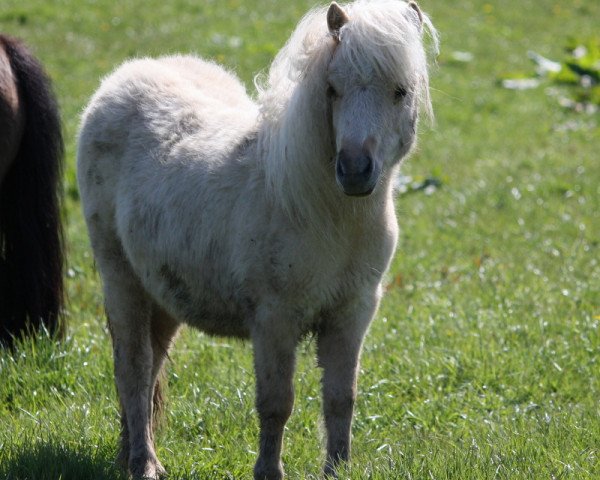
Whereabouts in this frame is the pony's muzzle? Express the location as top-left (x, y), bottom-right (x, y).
top-left (335, 147), bottom-right (379, 197)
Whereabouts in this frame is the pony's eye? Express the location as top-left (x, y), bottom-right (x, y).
top-left (394, 85), bottom-right (408, 102)
top-left (326, 83), bottom-right (339, 99)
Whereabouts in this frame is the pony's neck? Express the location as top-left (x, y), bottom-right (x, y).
top-left (259, 48), bottom-right (393, 232)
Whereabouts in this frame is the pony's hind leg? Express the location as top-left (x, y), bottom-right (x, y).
top-left (101, 258), bottom-right (165, 479)
top-left (114, 304), bottom-right (179, 474)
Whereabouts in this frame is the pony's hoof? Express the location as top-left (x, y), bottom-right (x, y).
top-left (253, 459), bottom-right (283, 480)
top-left (129, 455), bottom-right (167, 479)
top-left (116, 448), bottom-right (129, 472)
top-left (323, 463), bottom-right (339, 478)
top-left (152, 461), bottom-right (167, 479)
top-left (323, 457), bottom-right (345, 479)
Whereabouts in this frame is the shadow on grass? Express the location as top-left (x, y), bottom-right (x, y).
top-left (0, 441), bottom-right (127, 480)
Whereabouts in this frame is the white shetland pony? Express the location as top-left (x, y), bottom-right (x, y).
top-left (77, 1), bottom-right (437, 478)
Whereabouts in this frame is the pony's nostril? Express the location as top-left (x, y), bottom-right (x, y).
top-left (337, 149), bottom-right (375, 178)
top-left (361, 156), bottom-right (373, 176)
top-left (336, 156), bottom-right (346, 176)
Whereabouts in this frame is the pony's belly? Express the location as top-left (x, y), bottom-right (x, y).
top-left (146, 264), bottom-right (252, 339)
top-left (162, 294), bottom-right (252, 339)
top-left (183, 302), bottom-right (251, 339)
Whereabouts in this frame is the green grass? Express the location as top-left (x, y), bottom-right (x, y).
top-left (1, 0), bottom-right (599, 478)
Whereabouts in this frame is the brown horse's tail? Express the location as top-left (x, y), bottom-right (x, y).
top-left (0, 35), bottom-right (65, 346)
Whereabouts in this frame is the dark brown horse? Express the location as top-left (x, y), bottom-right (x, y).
top-left (0, 34), bottom-right (64, 346)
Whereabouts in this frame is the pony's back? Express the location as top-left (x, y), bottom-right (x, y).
top-left (78, 55), bottom-right (258, 222)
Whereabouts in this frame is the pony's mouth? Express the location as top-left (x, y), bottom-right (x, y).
top-left (335, 156), bottom-right (379, 197)
top-left (339, 184), bottom-right (376, 197)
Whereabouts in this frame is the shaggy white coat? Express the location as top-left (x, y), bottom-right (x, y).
top-left (77, 1), bottom-right (437, 479)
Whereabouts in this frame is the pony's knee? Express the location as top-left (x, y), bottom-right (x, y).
top-left (324, 392), bottom-right (355, 419)
top-left (256, 392), bottom-right (294, 425)
top-left (255, 365), bottom-right (295, 424)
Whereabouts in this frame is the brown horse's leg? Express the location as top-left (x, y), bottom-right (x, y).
top-left (0, 44), bottom-right (24, 184)
top-left (0, 43), bottom-right (25, 345)
top-left (0, 35), bottom-right (64, 346)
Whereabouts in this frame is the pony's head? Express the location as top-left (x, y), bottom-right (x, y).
top-left (257, 0), bottom-right (438, 221)
top-left (325, 0), bottom-right (437, 196)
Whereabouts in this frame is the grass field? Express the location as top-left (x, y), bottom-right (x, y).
top-left (1, 0), bottom-right (599, 478)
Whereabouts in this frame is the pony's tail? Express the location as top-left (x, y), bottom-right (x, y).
top-left (0, 35), bottom-right (65, 347)
top-left (152, 371), bottom-right (166, 430)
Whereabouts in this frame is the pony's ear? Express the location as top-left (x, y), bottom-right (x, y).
top-left (327, 2), bottom-right (349, 42)
top-left (407, 1), bottom-right (424, 29)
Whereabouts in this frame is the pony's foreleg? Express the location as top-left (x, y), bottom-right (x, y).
top-left (317, 296), bottom-right (378, 477)
top-left (103, 267), bottom-right (165, 479)
top-left (251, 315), bottom-right (299, 480)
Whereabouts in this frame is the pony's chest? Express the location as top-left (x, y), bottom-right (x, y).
top-left (263, 225), bottom-right (396, 308)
